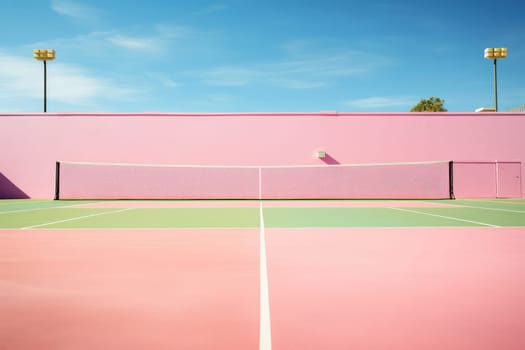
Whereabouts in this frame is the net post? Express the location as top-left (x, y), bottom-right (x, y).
top-left (258, 167), bottom-right (262, 200)
top-left (54, 161), bottom-right (60, 200)
top-left (448, 161), bottom-right (455, 199)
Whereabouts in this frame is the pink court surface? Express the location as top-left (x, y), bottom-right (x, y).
top-left (1, 200), bottom-right (525, 350)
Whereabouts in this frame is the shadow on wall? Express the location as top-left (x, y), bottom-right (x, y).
top-left (0, 172), bottom-right (29, 199)
top-left (320, 153), bottom-right (341, 165)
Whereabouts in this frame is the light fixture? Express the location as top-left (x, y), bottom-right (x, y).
top-left (33, 49), bottom-right (56, 112)
top-left (484, 47), bottom-right (507, 112)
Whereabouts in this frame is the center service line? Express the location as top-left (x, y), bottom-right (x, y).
top-left (259, 200), bottom-right (272, 350)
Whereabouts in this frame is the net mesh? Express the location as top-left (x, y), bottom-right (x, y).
top-left (56, 161), bottom-right (452, 200)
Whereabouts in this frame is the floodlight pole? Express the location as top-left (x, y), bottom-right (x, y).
top-left (492, 59), bottom-right (498, 112)
top-left (484, 47), bottom-right (507, 112)
top-left (33, 49), bottom-right (55, 113)
top-left (44, 60), bottom-right (47, 113)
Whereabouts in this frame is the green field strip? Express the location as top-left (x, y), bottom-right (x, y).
top-left (407, 207), bottom-right (525, 227)
top-left (262, 208), bottom-right (485, 228)
top-left (39, 208), bottom-right (260, 229)
top-left (0, 208), bottom-right (120, 229)
top-left (0, 200), bottom-right (97, 214)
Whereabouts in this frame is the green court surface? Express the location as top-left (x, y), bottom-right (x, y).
top-left (1, 199), bottom-right (524, 229)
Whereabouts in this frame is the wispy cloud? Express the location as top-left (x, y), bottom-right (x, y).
top-left (198, 3), bottom-right (228, 15)
top-left (201, 67), bottom-right (262, 86)
top-left (107, 34), bottom-right (161, 50)
top-left (0, 52), bottom-right (138, 111)
top-left (51, 0), bottom-right (101, 21)
top-left (146, 72), bottom-right (181, 88)
top-left (194, 37), bottom-right (386, 89)
top-left (344, 96), bottom-right (417, 109)
top-left (280, 39), bottom-right (313, 57)
top-left (191, 93), bottom-right (236, 110)
top-left (195, 53), bottom-right (376, 89)
top-left (155, 24), bottom-right (194, 39)
top-left (35, 24), bottom-right (196, 56)
top-left (106, 25), bottom-right (195, 51)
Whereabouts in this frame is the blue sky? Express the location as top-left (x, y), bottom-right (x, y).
top-left (0, 0), bottom-right (524, 112)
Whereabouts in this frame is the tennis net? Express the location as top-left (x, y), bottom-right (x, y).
top-left (55, 161), bottom-right (454, 200)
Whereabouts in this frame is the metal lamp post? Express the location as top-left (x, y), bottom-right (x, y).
top-left (33, 49), bottom-right (56, 112)
top-left (484, 47), bottom-right (507, 112)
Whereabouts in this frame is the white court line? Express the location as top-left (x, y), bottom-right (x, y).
top-left (472, 199), bottom-right (525, 205)
top-left (452, 204), bottom-right (525, 214)
top-left (259, 201), bottom-right (272, 350)
top-left (0, 201), bottom-right (102, 215)
top-left (62, 160), bottom-right (448, 168)
top-left (0, 200), bottom-right (54, 209)
top-left (21, 208), bottom-right (133, 230)
top-left (0, 200), bottom-right (49, 206)
top-left (388, 207), bottom-right (500, 228)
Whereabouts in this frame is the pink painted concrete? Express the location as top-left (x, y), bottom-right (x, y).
top-left (1, 112), bottom-right (524, 198)
top-left (497, 162), bottom-right (522, 198)
top-left (266, 227), bottom-right (525, 350)
top-left (0, 229), bottom-right (259, 349)
top-left (453, 161), bottom-right (522, 198)
top-left (453, 162), bottom-right (497, 198)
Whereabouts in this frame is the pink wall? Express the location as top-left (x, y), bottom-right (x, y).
top-left (454, 162), bottom-right (498, 198)
top-left (1, 112), bottom-right (524, 199)
top-left (453, 161), bottom-right (522, 198)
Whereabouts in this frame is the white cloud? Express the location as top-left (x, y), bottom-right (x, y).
top-left (0, 52), bottom-right (138, 111)
top-left (107, 35), bottom-right (161, 50)
top-left (145, 73), bottom-right (181, 88)
top-left (198, 4), bottom-right (228, 15)
top-left (155, 24), bottom-right (194, 39)
top-left (28, 28), bottom-right (179, 57)
top-left (51, 0), bottom-right (100, 20)
top-left (191, 94), bottom-right (236, 109)
top-left (280, 39), bottom-right (312, 57)
top-left (344, 96), bottom-right (417, 109)
top-left (201, 67), bottom-right (263, 86)
top-left (195, 54), bottom-right (374, 89)
top-left (273, 79), bottom-right (325, 89)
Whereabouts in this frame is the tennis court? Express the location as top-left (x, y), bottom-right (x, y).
top-left (1, 198), bottom-right (524, 349)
